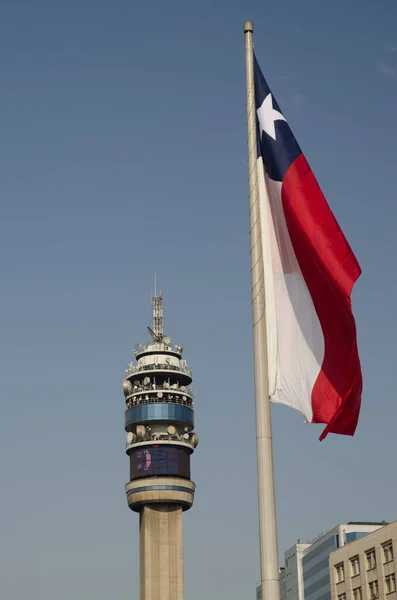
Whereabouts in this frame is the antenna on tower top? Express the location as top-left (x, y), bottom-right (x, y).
top-left (152, 294), bottom-right (163, 341)
top-left (148, 277), bottom-right (163, 342)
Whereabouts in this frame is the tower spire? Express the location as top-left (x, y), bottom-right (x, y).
top-left (152, 294), bottom-right (163, 341)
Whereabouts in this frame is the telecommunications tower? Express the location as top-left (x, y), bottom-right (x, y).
top-left (122, 295), bottom-right (198, 600)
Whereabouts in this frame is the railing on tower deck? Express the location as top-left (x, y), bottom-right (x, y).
top-left (126, 432), bottom-right (195, 449)
top-left (126, 393), bottom-right (194, 409)
top-left (125, 362), bottom-right (192, 378)
top-left (126, 382), bottom-right (193, 397)
top-left (133, 343), bottom-right (183, 356)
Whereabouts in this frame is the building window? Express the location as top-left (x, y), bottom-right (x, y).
top-left (338, 593), bottom-right (347, 600)
top-left (335, 563), bottom-right (345, 583)
top-left (351, 556), bottom-right (360, 577)
top-left (383, 541), bottom-right (394, 564)
top-left (366, 549), bottom-right (377, 570)
top-left (368, 580), bottom-right (379, 599)
top-left (385, 574), bottom-right (396, 594)
top-left (353, 587), bottom-right (362, 600)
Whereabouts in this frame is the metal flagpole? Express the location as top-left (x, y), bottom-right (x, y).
top-left (244, 21), bottom-right (280, 600)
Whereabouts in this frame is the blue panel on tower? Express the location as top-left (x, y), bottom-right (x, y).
top-left (125, 403), bottom-right (194, 428)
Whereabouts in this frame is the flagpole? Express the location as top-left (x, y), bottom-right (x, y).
top-left (244, 21), bottom-right (280, 600)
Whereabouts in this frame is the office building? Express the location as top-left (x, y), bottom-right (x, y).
top-left (285, 540), bottom-right (311, 600)
top-left (302, 523), bottom-right (385, 600)
top-left (329, 521), bottom-right (397, 600)
top-left (257, 523), bottom-right (386, 600)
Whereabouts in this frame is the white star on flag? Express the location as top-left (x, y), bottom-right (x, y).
top-left (257, 93), bottom-right (286, 140)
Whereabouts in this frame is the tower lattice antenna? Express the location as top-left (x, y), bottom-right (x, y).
top-left (152, 294), bottom-right (163, 341)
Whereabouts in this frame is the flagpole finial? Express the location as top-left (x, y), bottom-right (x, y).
top-left (244, 21), bottom-right (254, 33)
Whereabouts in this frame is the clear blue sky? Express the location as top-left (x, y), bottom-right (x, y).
top-left (1, 1), bottom-right (396, 598)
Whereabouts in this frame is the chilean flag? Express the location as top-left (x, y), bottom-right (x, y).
top-left (254, 56), bottom-right (362, 440)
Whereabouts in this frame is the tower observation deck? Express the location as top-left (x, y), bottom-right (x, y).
top-left (122, 294), bottom-right (198, 600)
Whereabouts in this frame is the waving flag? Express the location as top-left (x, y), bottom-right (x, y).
top-left (254, 56), bottom-right (362, 440)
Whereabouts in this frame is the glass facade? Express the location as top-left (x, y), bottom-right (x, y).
top-left (302, 531), bottom-right (371, 600)
top-left (346, 532), bottom-right (368, 544)
top-left (125, 403), bottom-right (194, 428)
top-left (302, 535), bottom-right (338, 600)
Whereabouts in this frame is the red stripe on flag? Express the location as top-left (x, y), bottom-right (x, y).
top-left (281, 154), bottom-right (362, 440)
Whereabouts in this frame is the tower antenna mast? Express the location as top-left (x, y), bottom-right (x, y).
top-left (152, 293), bottom-right (163, 341)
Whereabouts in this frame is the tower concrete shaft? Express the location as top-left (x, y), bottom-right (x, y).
top-left (122, 296), bottom-right (198, 600)
top-left (140, 505), bottom-right (183, 600)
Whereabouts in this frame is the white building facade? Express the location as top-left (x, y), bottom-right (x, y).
top-left (285, 541), bottom-right (311, 600)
